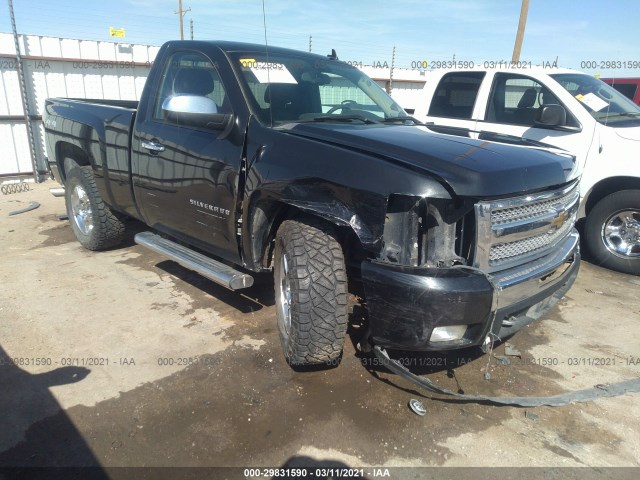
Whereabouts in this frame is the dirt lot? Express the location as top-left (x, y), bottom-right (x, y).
top-left (1, 182), bottom-right (639, 477)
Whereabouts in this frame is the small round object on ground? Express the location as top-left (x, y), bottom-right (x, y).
top-left (408, 399), bottom-right (427, 416)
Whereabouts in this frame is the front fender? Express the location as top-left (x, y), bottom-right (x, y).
top-left (284, 198), bottom-right (377, 246)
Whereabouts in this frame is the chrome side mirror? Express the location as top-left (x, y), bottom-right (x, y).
top-left (162, 95), bottom-right (230, 130)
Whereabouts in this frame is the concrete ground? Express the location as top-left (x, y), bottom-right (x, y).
top-left (1, 182), bottom-right (639, 477)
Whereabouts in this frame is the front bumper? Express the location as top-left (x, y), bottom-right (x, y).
top-left (361, 229), bottom-right (580, 351)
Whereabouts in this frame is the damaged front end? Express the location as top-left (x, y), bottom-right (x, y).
top-left (361, 182), bottom-right (581, 352)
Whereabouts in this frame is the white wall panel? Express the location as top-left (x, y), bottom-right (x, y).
top-left (63, 71), bottom-right (85, 98)
top-left (0, 124), bottom-right (21, 173)
top-left (390, 82), bottom-right (427, 112)
top-left (1, 34), bottom-right (157, 175)
top-left (98, 42), bottom-right (116, 61)
top-left (79, 40), bottom-right (100, 59)
top-left (40, 37), bottom-right (63, 58)
top-left (0, 34), bottom-right (14, 54)
top-left (60, 38), bottom-right (81, 58)
top-left (0, 69), bottom-right (23, 115)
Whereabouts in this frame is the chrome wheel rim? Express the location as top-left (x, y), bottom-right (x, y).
top-left (601, 209), bottom-right (640, 258)
top-left (71, 184), bottom-right (94, 236)
top-left (277, 252), bottom-right (292, 335)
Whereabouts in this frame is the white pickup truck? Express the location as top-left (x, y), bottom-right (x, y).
top-left (414, 67), bottom-right (640, 275)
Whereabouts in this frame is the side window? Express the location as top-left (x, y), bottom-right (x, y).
top-left (486, 73), bottom-right (578, 127)
top-left (152, 51), bottom-right (230, 122)
top-left (428, 72), bottom-right (485, 119)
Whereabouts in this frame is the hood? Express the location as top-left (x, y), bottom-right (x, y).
top-left (614, 124), bottom-right (640, 142)
top-left (279, 123), bottom-right (577, 198)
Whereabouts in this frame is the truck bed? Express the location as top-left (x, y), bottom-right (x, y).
top-left (55, 98), bottom-right (139, 110)
top-left (44, 97), bottom-right (139, 216)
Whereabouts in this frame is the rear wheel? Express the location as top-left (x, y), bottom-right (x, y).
top-left (584, 189), bottom-right (640, 275)
top-left (274, 219), bottom-right (349, 366)
top-left (65, 164), bottom-right (125, 250)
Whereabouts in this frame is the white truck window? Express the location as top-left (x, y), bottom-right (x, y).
top-left (427, 72), bottom-right (485, 119)
top-left (486, 73), bottom-right (579, 128)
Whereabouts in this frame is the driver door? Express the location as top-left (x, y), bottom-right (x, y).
top-left (132, 49), bottom-right (243, 263)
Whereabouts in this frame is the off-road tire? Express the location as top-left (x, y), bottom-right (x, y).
top-left (584, 189), bottom-right (640, 275)
top-left (65, 165), bottom-right (125, 250)
top-left (274, 219), bottom-right (349, 366)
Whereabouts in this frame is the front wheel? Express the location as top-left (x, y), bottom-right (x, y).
top-left (274, 219), bottom-right (349, 367)
top-left (65, 165), bottom-right (125, 251)
top-left (584, 189), bottom-right (640, 275)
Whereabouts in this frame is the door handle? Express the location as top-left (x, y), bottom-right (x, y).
top-left (141, 140), bottom-right (165, 152)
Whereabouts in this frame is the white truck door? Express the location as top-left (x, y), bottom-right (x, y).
top-left (475, 71), bottom-right (597, 172)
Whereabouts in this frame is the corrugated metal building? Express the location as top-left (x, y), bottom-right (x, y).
top-left (0, 33), bottom-right (159, 178)
top-left (0, 33), bottom-right (426, 178)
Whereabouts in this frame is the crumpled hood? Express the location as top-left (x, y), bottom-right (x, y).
top-left (281, 123), bottom-right (577, 197)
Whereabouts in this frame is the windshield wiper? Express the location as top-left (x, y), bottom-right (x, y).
top-left (297, 114), bottom-right (380, 124)
top-left (382, 116), bottom-right (424, 125)
top-left (608, 112), bottom-right (640, 117)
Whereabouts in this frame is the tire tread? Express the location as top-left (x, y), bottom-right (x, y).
top-left (276, 219), bottom-right (348, 366)
top-left (66, 165), bottom-right (125, 251)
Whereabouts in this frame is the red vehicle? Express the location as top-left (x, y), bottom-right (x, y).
top-left (601, 77), bottom-right (640, 105)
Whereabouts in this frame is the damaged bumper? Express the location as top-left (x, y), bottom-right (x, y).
top-left (361, 229), bottom-right (580, 351)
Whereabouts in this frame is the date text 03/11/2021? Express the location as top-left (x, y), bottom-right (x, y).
top-left (243, 467), bottom-right (391, 478)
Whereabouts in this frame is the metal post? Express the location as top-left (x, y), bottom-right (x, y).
top-left (389, 46), bottom-right (396, 95)
top-left (190, 18), bottom-right (193, 40)
top-left (308, 35), bottom-right (312, 52)
top-left (512, 0), bottom-right (530, 63)
top-left (8, 0), bottom-right (41, 182)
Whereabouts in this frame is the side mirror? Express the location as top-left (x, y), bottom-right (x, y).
top-left (535, 104), bottom-right (567, 127)
top-left (162, 95), bottom-right (231, 130)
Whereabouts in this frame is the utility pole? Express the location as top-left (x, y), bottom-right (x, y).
top-left (308, 35), bottom-right (312, 52)
top-left (190, 18), bottom-right (194, 40)
top-left (8, 0), bottom-right (40, 182)
top-left (175, 0), bottom-right (191, 40)
top-left (511, 0), bottom-right (530, 63)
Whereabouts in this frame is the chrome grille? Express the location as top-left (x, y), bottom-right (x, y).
top-left (491, 187), bottom-right (581, 226)
top-left (474, 182), bottom-right (580, 273)
top-left (489, 218), bottom-right (574, 263)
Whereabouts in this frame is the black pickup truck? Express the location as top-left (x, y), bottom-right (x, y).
top-left (44, 41), bottom-right (581, 367)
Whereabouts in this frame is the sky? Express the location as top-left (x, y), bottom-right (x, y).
top-left (2, 0), bottom-right (640, 76)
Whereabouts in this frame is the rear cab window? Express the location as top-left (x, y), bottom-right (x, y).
top-left (427, 72), bottom-right (485, 119)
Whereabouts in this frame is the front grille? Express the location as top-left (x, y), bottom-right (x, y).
top-left (491, 186), bottom-right (580, 226)
top-left (474, 182), bottom-right (579, 273)
top-left (489, 217), bottom-right (574, 263)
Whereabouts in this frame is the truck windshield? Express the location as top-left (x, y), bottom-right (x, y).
top-left (230, 51), bottom-right (406, 125)
top-left (551, 73), bottom-right (640, 125)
